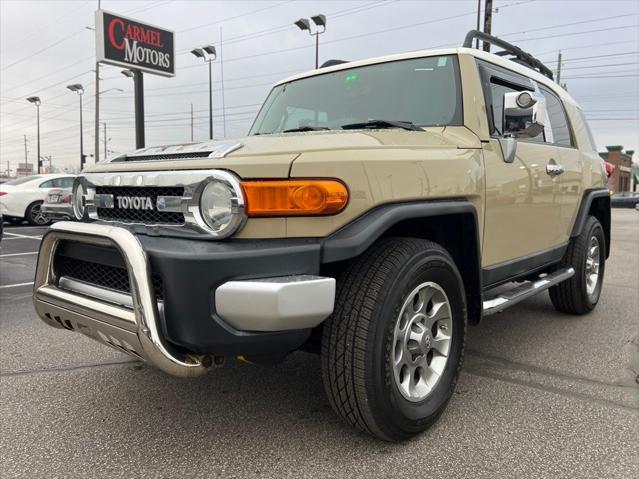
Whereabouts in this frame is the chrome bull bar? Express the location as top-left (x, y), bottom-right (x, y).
top-left (33, 221), bottom-right (208, 378)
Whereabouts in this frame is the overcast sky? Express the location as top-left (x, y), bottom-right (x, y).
top-left (1, 0), bottom-right (638, 174)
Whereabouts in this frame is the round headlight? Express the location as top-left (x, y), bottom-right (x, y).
top-left (198, 174), bottom-right (245, 237)
top-left (72, 179), bottom-right (86, 220)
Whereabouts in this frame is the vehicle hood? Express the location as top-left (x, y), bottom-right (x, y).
top-left (84, 127), bottom-right (480, 178)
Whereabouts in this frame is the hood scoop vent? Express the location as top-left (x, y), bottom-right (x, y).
top-left (111, 140), bottom-right (243, 163)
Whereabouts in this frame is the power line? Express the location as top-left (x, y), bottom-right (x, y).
top-left (501, 12), bottom-right (638, 37)
top-left (178, 0), bottom-right (294, 34)
top-left (561, 62), bottom-right (639, 71)
top-left (505, 24), bottom-right (639, 43)
top-left (6, 0), bottom-right (92, 47)
top-left (564, 74), bottom-right (639, 79)
top-left (545, 51), bottom-right (639, 64)
top-left (1, 29), bottom-right (87, 72)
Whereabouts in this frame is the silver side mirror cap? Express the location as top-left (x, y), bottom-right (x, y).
top-left (503, 91), bottom-right (547, 139)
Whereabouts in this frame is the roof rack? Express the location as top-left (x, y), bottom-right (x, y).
top-left (462, 30), bottom-right (554, 80)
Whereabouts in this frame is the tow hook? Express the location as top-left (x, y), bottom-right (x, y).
top-left (212, 355), bottom-right (226, 368)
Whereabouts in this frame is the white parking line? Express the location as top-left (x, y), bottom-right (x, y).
top-left (2, 232), bottom-right (42, 239)
top-left (0, 252), bottom-right (38, 258)
top-left (0, 282), bottom-right (34, 289)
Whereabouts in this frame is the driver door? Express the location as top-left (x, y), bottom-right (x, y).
top-left (477, 61), bottom-right (563, 282)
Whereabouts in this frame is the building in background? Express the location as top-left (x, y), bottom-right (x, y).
top-left (599, 146), bottom-right (635, 193)
top-left (16, 162), bottom-right (34, 177)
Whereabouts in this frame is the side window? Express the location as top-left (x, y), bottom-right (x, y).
top-left (575, 108), bottom-right (597, 152)
top-left (39, 179), bottom-right (55, 188)
top-left (540, 86), bottom-right (573, 147)
top-left (58, 177), bottom-right (75, 188)
top-left (489, 79), bottom-right (544, 143)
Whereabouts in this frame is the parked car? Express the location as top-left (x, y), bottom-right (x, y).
top-left (0, 174), bottom-right (76, 225)
top-left (33, 31), bottom-right (610, 441)
top-left (41, 188), bottom-right (74, 221)
top-left (610, 191), bottom-right (639, 209)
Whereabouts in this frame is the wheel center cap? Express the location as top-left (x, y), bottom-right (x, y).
top-left (422, 333), bottom-right (432, 351)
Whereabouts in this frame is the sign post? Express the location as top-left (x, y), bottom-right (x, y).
top-left (95, 10), bottom-right (175, 149)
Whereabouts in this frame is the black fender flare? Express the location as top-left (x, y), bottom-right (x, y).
top-left (320, 200), bottom-right (483, 324)
top-left (321, 200), bottom-right (479, 263)
top-left (570, 188), bottom-right (611, 258)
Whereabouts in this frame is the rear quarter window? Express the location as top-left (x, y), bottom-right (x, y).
top-left (539, 86), bottom-right (574, 147)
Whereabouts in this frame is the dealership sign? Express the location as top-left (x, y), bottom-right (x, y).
top-left (96, 10), bottom-right (175, 77)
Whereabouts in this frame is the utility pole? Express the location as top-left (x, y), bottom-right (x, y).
top-left (23, 135), bottom-right (28, 173)
top-left (483, 0), bottom-right (493, 52)
top-left (94, 0), bottom-right (101, 163)
top-left (190, 103), bottom-right (194, 142)
top-left (220, 27), bottom-right (227, 139)
top-left (103, 122), bottom-right (107, 159)
top-left (475, 0), bottom-right (481, 48)
top-left (556, 50), bottom-right (563, 85)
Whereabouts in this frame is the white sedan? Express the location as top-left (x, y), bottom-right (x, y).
top-left (0, 174), bottom-right (76, 225)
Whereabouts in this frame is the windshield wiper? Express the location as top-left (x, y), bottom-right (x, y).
top-left (282, 126), bottom-right (330, 133)
top-left (340, 120), bottom-right (424, 132)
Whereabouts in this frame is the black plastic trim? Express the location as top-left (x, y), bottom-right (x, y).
top-left (482, 243), bottom-right (568, 289)
top-left (141, 236), bottom-right (321, 356)
top-left (321, 200), bottom-right (478, 264)
top-left (570, 188), bottom-right (611, 258)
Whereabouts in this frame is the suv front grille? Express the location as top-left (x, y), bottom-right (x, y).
top-left (95, 186), bottom-right (185, 225)
top-left (54, 252), bottom-right (164, 301)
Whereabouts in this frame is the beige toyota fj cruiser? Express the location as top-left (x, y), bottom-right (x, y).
top-left (34, 31), bottom-right (610, 441)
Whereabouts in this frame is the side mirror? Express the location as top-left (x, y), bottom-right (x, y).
top-left (503, 91), bottom-right (547, 139)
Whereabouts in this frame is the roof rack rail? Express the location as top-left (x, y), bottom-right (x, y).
top-left (462, 30), bottom-right (554, 80)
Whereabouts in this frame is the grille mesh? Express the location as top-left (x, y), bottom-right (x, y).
top-left (55, 255), bottom-right (164, 301)
top-left (95, 186), bottom-right (185, 224)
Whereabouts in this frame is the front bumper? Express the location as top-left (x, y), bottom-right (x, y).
top-left (41, 203), bottom-right (74, 220)
top-left (33, 222), bottom-right (335, 377)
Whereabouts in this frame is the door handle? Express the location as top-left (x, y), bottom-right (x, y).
top-left (546, 163), bottom-right (565, 177)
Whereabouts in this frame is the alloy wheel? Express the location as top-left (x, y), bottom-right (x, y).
top-left (392, 281), bottom-right (453, 402)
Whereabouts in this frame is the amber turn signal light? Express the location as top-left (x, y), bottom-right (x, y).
top-left (241, 180), bottom-right (348, 217)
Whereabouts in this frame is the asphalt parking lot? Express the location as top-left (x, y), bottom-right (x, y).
top-left (0, 211), bottom-right (637, 479)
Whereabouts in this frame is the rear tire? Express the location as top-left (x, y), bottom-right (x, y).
top-left (321, 237), bottom-right (466, 441)
top-left (26, 201), bottom-right (51, 226)
top-left (549, 215), bottom-right (605, 314)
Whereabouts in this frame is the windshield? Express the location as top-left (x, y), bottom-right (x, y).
top-left (250, 55), bottom-right (462, 135)
top-left (3, 175), bottom-right (42, 186)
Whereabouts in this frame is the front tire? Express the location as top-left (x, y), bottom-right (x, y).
top-left (26, 201), bottom-right (51, 226)
top-left (321, 237), bottom-right (466, 441)
top-left (549, 215), bottom-right (605, 314)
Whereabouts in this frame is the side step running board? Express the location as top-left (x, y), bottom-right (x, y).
top-left (482, 267), bottom-right (575, 316)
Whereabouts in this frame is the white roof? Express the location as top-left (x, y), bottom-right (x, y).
top-left (276, 46), bottom-right (579, 109)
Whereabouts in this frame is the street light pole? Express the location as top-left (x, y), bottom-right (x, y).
top-left (67, 84), bottom-right (85, 170)
top-left (103, 122), bottom-right (107, 159)
top-left (294, 14), bottom-right (326, 69)
top-left (208, 58), bottom-right (213, 140)
top-left (26, 96), bottom-right (41, 173)
top-left (191, 45), bottom-right (217, 140)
